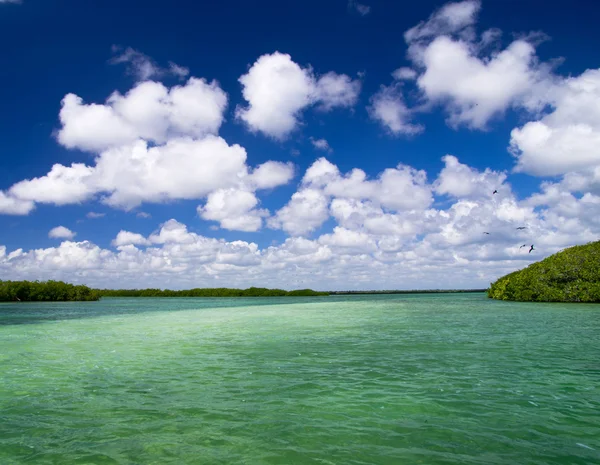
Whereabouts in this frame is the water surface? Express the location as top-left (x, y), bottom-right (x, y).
top-left (1, 294), bottom-right (599, 464)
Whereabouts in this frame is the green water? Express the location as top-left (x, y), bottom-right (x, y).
top-left (1, 294), bottom-right (599, 465)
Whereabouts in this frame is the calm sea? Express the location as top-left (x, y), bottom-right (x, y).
top-left (1, 294), bottom-right (599, 464)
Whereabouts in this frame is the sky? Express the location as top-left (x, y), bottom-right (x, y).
top-left (0, 0), bottom-right (599, 290)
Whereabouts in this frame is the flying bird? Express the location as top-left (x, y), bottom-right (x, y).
top-left (516, 227), bottom-right (527, 230)
top-left (529, 245), bottom-right (535, 254)
top-left (493, 190), bottom-right (498, 195)
top-left (483, 232), bottom-right (490, 235)
top-left (520, 244), bottom-right (527, 249)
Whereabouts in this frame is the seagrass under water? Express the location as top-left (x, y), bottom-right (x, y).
top-left (1, 294), bottom-right (599, 464)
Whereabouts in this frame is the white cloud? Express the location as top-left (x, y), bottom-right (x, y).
top-left (318, 227), bottom-right (376, 254)
top-left (3, 152), bottom-right (600, 290)
top-left (310, 138), bottom-right (332, 152)
top-left (10, 163), bottom-right (95, 205)
top-left (57, 78), bottom-right (228, 152)
top-left (112, 231), bottom-right (150, 247)
top-left (0, 191), bottom-right (34, 215)
top-left (510, 69), bottom-right (600, 176)
top-left (314, 72), bottom-right (361, 111)
top-left (392, 67), bottom-right (417, 80)
top-left (417, 36), bottom-right (542, 129)
top-left (49, 226), bottom-right (76, 240)
top-left (109, 46), bottom-right (189, 81)
top-left (268, 189), bottom-right (330, 236)
top-left (368, 84), bottom-right (423, 135)
top-left (236, 52), bottom-right (360, 139)
top-left (404, 0), bottom-right (480, 44)
top-left (236, 52), bottom-right (313, 139)
top-left (302, 157), bottom-right (433, 212)
top-left (348, 0), bottom-right (370, 16)
top-left (247, 161), bottom-right (295, 190)
top-left (270, 158), bottom-right (434, 237)
top-left (9, 136), bottom-right (292, 212)
top-left (372, 0), bottom-right (558, 134)
top-left (435, 155), bottom-right (507, 199)
top-left (136, 212), bottom-right (151, 219)
top-left (0, 0), bottom-right (21, 4)
top-left (86, 212), bottom-right (106, 219)
top-left (198, 188), bottom-right (268, 232)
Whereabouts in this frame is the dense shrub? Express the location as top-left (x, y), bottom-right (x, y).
top-left (98, 287), bottom-right (329, 297)
top-left (0, 280), bottom-right (100, 302)
top-left (488, 241), bottom-right (600, 302)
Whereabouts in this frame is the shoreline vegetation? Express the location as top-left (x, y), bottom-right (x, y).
top-left (329, 289), bottom-right (485, 295)
top-left (0, 280), bottom-right (101, 302)
top-left (488, 240), bottom-right (600, 302)
top-left (0, 280), bottom-right (487, 302)
top-left (98, 288), bottom-right (329, 297)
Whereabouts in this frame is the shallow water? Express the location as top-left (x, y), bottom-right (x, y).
top-left (1, 294), bottom-right (599, 464)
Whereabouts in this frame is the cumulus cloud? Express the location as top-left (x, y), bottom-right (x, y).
top-left (198, 188), bottom-right (268, 232)
top-left (8, 136), bottom-right (293, 217)
top-left (318, 227), bottom-right (377, 254)
top-left (2, 157), bottom-right (600, 290)
top-left (112, 231), bottom-right (150, 247)
top-left (236, 52), bottom-right (361, 139)
top-left (314, 72), bottom-right (361, 111)
top-left (270, 157), bottom-right (433, 237)
top-left (268, 189), bottom-right (330, 236)
top-left (510, 69), bottom-right (600, 176)
top-left (49, 226), bottom-right (76, 240)
top-left (2, 177), bottom-right (597, 290)
top-left (57, 79), bottom-right (228, 152)
top-left (369, 0), bottom-right (559, 134)
top-left (109, 46), bottom-right (189, 81)
top-left (310, 138), bottom-right (332, 152)
top-left (417, 37), bottom-right (543, 129)
top-left (368, 84), bottom-right (424, 135)
top-left (10, 163), bottom-right (95, 205)
top-left (435, 155), bottom-right (507, 199)
top-left (302, 157), bottom-right (433, 211)
top-left (246, 161), bottom-right (295, 190)
top-left (0, 191), bottom-right (34, 215)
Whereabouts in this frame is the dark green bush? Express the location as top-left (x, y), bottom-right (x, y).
top-left (0, 280), bottom-right (100, 302)
top-left (488, 241), bottom-right (600, 302)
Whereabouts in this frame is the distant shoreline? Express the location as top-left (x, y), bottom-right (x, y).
top-left (328, 289), bottom-right (487, 295)
top-left (1, 280), bottom-right (488, 302)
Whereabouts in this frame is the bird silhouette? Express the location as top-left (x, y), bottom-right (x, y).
top-left (516, 226), bottom-right (527, 230)
top-left (492, 190), bottom-right (498, 194)
top-left (483, 232), bottom-right (490, 235)
top-left (519, 244), bottom-right (527, 249)
top-left (529, 245), bottom-right (535, 253)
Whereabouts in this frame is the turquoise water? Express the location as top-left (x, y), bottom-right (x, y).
top-left (1, 294), bottom-right (599, 464)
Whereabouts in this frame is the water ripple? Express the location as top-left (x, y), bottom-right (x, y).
top-left (1, 294), bottom-right (599, 464)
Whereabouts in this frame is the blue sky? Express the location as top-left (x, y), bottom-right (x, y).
top-left (1, 0), bottom-right (599, 290)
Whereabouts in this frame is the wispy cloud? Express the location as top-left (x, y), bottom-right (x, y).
top-left (86, 212), bottom-right (105, 219)
top-left (348, 0), bottom-right (370, 16)
top-left (109, 46), bottom-right (189, 81)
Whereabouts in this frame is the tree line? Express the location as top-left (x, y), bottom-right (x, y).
top-left (97, 287), bottom-right (329, 297)
top-left (0, 282), bottom-right (329, 301)
top-left (0, 280), bottom-right (101, 302)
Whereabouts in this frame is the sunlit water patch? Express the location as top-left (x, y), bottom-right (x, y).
top-left (1, 294), bottom-right (599, 464)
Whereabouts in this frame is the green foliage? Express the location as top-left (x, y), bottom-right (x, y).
top-left (488, 240), bottom-right (600, 302)
top-left (0, 280), bottom-right (101, 302)
top-left (98, 287), bottom-right (329, 297)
